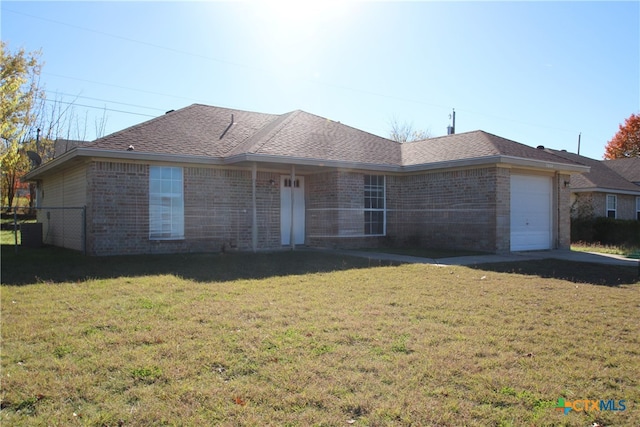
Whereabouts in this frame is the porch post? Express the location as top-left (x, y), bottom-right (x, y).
top-left (252, 162), bottom-right (258, 252)
top-left (290, 164), bottom-right (295, 250)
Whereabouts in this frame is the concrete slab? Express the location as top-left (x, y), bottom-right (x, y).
top-left (314, 248), bottom-right (640, 268)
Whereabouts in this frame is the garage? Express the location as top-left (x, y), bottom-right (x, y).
top-left (510, 174), bottom-right (552, 251)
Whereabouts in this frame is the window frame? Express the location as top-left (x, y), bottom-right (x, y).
top-left (636, 196), bottom-right (640, 221)
top-left (606, 194), bottom-right (617, 219)
top-left (364, 175), bottom-right (386, 236)
top-left (149, 166), bottom-right (184, 240)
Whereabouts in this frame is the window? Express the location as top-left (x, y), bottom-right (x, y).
top-left (149, 166), bottom-right (184, 239)
top-left (364, 175), bottom-right (385, 235)
top-left (636, 197), bottom-right (640, 221)
top-left (606, 194), bottom-right (617, 219)
top-left (283, 178), bottom-right (300, 188)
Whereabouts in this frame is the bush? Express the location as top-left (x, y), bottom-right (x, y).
top-left (571, 217), bottom-right (640, 246)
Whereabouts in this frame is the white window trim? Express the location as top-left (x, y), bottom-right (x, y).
top-left (606, 194), bottom-right (617, 219)
top-left (149, 166), bottom-right (184, 240)
top-left (364, 175), bottom-right (386, 236)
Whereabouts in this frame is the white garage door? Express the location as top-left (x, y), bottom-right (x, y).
top-left (510, 175), bottom-right (552, 251)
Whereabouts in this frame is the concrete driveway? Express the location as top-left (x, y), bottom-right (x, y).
top-left (328, 248), bottom-right (639, 268)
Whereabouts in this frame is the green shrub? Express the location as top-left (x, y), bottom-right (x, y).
top-left (571, 217), bottom-right (640, 246)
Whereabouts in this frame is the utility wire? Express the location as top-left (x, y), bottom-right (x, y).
top-left (39, 98), bottom-right (157, 118)
top-left (44, 90), bottom-right (168, 113)
top-left (5, 6), bottom-right (579, 136)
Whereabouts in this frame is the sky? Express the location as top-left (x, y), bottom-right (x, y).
top-left (2, 1), bottom-right (639, 160)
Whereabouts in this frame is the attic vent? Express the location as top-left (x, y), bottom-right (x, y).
top-left (165, 110), bottom-right (175, 114)
top-left (536, 145), bottom-right (545, 150)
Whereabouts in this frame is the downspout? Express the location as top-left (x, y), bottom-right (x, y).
top-left (290, 165), bottom-right (296, 250)
top-left (252, 163), bottom-right (258, 252)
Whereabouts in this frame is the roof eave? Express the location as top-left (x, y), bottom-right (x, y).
top-left (23, 149), bottom-right (592, 182)
top-left (497, 155), bottom-right (590, 173)
top-left (571, 187), bottom-right (640, 196)
top-left (23, 148), bottom-right (225, 180)
top-left (401, 155), bottom-right (590, 173)
top-left (224, 153), bottom-right (400, 172)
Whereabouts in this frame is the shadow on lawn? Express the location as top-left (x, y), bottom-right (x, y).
top-left (470, 259), bottom-right (640, 287)
top-left (0, 245), bottom-right (398, 286)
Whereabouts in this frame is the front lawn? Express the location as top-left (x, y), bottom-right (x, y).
top-left (572, 241), bottom-right (640, 259)
top-left (355, 247), bottom-right (486, 259)
top-left (1, 247), bottom-right (639, 426)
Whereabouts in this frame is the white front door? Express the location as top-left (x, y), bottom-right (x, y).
top-left (281, 176), bottom-right (305, 245)
top-left (510, 174), bottom-right (552, 251)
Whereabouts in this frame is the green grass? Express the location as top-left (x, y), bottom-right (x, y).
top-left (572, 241), bottom-right (640, 259)
top-left (356, 247), bottom-right (487, 259)
top-left (1, 246), bottom-right (639, 426)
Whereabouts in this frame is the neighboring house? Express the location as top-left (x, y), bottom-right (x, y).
top-left (604, 157), bottom-right (640, 185)
top-left (24, 104), bottom-right (588, 256)
top-left (548, 150), bottom-right (640, 220)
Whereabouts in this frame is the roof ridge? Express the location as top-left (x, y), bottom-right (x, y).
top-left (295, 110), bottom-right (400, 143)
top-left (404, 129), bottom-right (486, 144)
top-left (225, 110), bottom-right (301, 157)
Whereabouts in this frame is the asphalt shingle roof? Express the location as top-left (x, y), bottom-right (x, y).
top-left (89, 104), bottom-right (280, 157)
top-left (401, 130), bottom-right (571, 165)
top-left (85, 104), bottom-right (582, 169)
top-left (548, 150), bottom-right (640, 192)
top-left (603, 157), bottom-right (640, 184)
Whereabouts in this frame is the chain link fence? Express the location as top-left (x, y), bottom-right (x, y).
top-left (1, 206), bottom-right (86, 254)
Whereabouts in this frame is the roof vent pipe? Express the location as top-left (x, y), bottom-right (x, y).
top-left (219, 114), bottom-right (235, 140)
top-left (447, 109), bottom-right (455, 135)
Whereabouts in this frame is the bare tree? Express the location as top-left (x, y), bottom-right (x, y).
top-left (388, 116), bottom-right (431, 143)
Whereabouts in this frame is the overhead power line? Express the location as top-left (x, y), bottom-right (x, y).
top-left (40, 98), bottom-right (157, 118)
top-left (44, 91), bottom-right (167, 113)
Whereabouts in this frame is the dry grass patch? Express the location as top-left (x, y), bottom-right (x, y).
top-left (1, 249), bottom-right (639, 426)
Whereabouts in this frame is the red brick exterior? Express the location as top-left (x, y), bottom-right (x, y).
top-left (83, 161), bottom-right (571, 255)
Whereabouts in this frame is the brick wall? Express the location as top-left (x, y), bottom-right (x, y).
top-left (571, 191), bottom-right (638, 220)
top-left (494, 167), bottom-right (511, 253)
top-left (307, 168), bottom-right (504, 253)
top-left (85, 161), bottom-right (575, 255)
top-left (87, 161), bottom-right (150, 255)
top-left (386, 168), bottom-right (499, 252)
top-left (87, 161), bottom-right (282, 255)
top-left (307, 171), bottom-right (365, 239)
top-left (183, 167), bottom-right (281, 252)
top-left (557, 173), bottom-right (571, 249)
